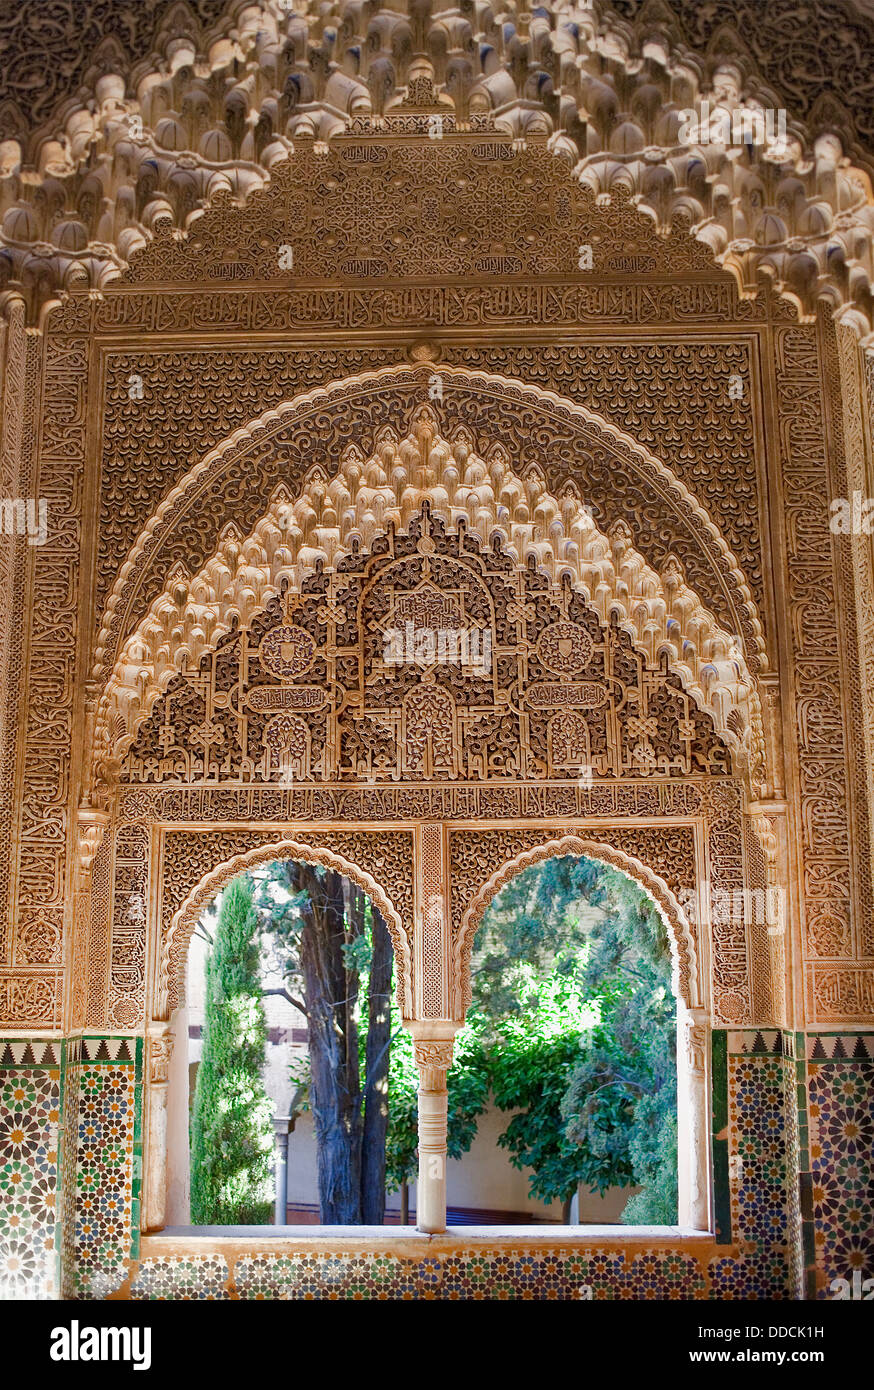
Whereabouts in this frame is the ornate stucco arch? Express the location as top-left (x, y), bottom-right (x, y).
top-left (3, 1), bottom-right (874, 341)
top-left (91, 365), bottom-right (770, 800)
top-left (159, 837), bottom-right (412, 1019)
top-left (2, 0), bottom-right (871, 1302)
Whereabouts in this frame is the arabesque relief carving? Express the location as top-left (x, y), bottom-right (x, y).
top-left (451, 831), bottom-right (700, 1019)
top-left (116, 505), bottom-right (734, 789)
top-left (156, 831), bottom-right (415, 1019)
top-left (92, 354), bottom-right (768, 675)
top-left (776, 324), bottom-right (874, 1022)
top-left (94, 502), bottom-right (765, 1033)
top-left (1, 1), bottom-right (871, 1040)
top-left (101, 407), bottom-right (762, 793)
top-left (3, 0), bottom-right (874, 1307)
top-left (447, 782), bottom-right (758, 1026)
top-left (3, 0), bottom-right (874, 156)
top-left (2, 3), bottom-right (874, 342)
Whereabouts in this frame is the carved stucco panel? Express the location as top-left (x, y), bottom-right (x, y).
top-left (93, 354), bottom-right (767, 677)
top-left (155, 828), bottom-right (415, 1019)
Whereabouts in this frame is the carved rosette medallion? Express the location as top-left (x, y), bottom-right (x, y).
top-left (413, 1040), bottom-right (454, 1069)
top-left (536, 621), bottom-right (595, 676)
top-left (259, 625), bottom-right (316, 681)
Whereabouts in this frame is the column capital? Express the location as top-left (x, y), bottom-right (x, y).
top-left (146, 1023), bottom-right (173, 1085)
top-left (413, 1038), bottom-right (454, 1070)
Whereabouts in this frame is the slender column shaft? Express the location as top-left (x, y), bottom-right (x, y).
top-left (143, 1025), bottom-right (173, 1231)
top-left (414, 1041), bottom-right (454, 1233)
top-left (273, 1118), bottom-right (292, 1225)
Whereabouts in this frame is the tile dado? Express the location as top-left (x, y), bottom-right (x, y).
top-left (128, 1233), bottom-right (720, 1301)
top-left (0, 1056), bottom-right (61, 1298)
top-left (806, 1037), bottom-right (874, 1298)
top-left (2, 1030), bottom-right (870, 1300)
top-left (115, 1032), bottom-right (799, 1301)
top-left (0, 1035), bottom-right (141, 1300)
top-left (72, 1038), bottom-right (142, 1299)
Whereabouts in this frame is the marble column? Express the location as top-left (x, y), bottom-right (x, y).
top-left (413, 1036), bottom-right (455, 1233)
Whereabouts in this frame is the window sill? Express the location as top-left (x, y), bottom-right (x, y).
top-left (144, 1224), bottom-right (715, 1245)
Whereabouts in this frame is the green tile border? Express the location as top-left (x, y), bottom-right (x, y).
top-left (131, 1036), bottom-right (143, 1261)
top-left (795, 1031), bottom-right (815, 1299)
top-left (69, 1035), bottom-right (145, 1278)
top-left (711, 1029), bottom-right (731, 1245)
top-left (0, 1034), bottom-right (65, 1297)
top-left (55, 1037), bottom-right (70, 1292)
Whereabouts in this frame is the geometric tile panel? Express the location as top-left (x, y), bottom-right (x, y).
top-left (806, 1034), bottom-right (874, 1060)
top-left (782, 1042), bottom-right (806, 1302)
top-left (74, 1044), bottom-right (142, 1299)
top-left (808, 1055), bottom-right (874, 1297)
top-left (129, 1246), bottom-right (712, 1300)
top-left (707, 1049), bottom-right (793, 1299)
top-left (0, 1062), bottom-right (61, 1298)
top-left (130, 1254), bottom-right (231, 1300)
top-left (7, 1028), bottom-right (871, 1300)
top-left (121, 1029), bottom-right (798, 1301)
top-left (79, 1037), bottom-right (137, 1063)
top-left (59, 1037), bottom-right (81, 1299)
top-left (0, 1040), bottom-right (62, 1067)
top-left (727, 1030), bottom-right (795, 1058)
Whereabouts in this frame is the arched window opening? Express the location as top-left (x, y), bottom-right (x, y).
top-left (168, 859), bottom-right (398, 1228)
top-left (162, 848), bottom-right (705, 1234)
top-left (444, 854), bottom-right (682, 1227)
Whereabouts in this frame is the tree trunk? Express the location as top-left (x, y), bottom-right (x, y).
top-left (361, 905), bottom-right (392, 1224)
top-left (401, 1181), bottom-right (409, 1226)
top-left (275, 864), bottom-right (393, 1226)
top-left (297, 866), bottom-right (363, 1223)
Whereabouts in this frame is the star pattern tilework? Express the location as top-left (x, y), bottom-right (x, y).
top-left (809, 1057), bottom-right (874, 1296)
top-left (0, 1064), bottom-right (60, 1298)
top-left (74, 1055), bottom-right (141, 1297)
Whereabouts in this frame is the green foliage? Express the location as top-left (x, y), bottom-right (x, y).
top-left (384, 1021), bottom-right (418, 1193)
top-left (461, 958), bottom-right (595, 1205)
top-left (189, 874), bottom-right (274, 1224)
top-left (446, 1026), bottom-right (490, 1159)
top-left (559, 875), bottom-right (678, 1222)
top-left (470, 855), bottom-right (678, 1220)
top-left (383, 855), bottom-right (677, 1221)
top-left (253, 865), bottom-right (309, 998)
top-left (210, 853), bottom-right (676, 1226)
top-left (619, 1104), bottom-right (679, 1225)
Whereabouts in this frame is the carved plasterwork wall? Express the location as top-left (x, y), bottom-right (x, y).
top-left (90, 342), bottom-right (770, 670)
top-left (454, 833), bottom-right (700, 1017)
top-left (70, 474), bottom-right (766, 1038)
top-left (2, 1), bottom-right (874, 156)
top-left (0, 135), bottom-right (868, 1036)
top-left (97, 395), bottom-right (764, 791)
top-left (447, 778), bottom-right (759, 1027)
top-left (158, 834), bottom-right (414, 1019)
top-left (89, 503), bottom-right (758, 1031)
top-left (0, 329), bottom-right (85, 1029)
top-left (0, 297), bottom-right (35, 974)
top-left (116, 507), bottom-right (733, 787)
top-left (835, 325), bottom-right (874, 924)
top-left (1, 2), bottom-right (873, 341)
top-left (775, 323), bottom-right (874, 1021)
top-left (0, 5), bottom-right (872, 1305)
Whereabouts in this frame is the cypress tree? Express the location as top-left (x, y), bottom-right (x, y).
top-left (190, 873), bottom-right (274, 1224)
